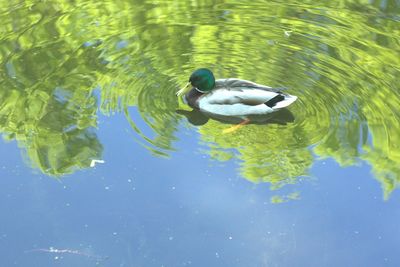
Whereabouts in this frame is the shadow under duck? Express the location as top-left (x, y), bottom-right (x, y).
top-left (176, 108), bottom-right (295, 126)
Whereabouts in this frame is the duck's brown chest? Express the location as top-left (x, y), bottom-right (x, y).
top-left (185, 88), bottom-right (204, 109)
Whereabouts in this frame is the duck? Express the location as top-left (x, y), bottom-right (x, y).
top-left (176, 68), bottom-right (297, 132)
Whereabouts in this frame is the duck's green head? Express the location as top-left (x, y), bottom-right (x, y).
top-left (189, 68), bottom-right (215, 93)
top-left (176, 68), bottom-right (215, 96)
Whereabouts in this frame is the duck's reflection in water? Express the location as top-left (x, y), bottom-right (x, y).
top-left (176, 108), bottom-right (295, 126)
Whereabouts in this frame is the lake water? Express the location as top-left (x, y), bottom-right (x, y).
top-left (1, 1), bottom-right (400, 266)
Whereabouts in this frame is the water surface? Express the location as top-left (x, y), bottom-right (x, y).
top-left (1, 1), bottom-right (400, 266)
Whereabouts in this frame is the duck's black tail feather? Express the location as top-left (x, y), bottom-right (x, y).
top-left (265, 94), bottom-right (285, 108)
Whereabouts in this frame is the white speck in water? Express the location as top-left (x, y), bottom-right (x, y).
top-left (90, 159), bottom-right (105, 167)
top-left (105, 186), bottom-right (110, 190)
top-left (284, 30), bottom-right (292, 37)
top-left (215, 252), bottom-right (220, 258)
top-left (267, 40), bottom-right (275, 46)
top-left (171, 186), bottom-right (176, 190)
top-left (168, 236), bottom-right (174, 241)
top-left (113, 232), bottom-right (118, 236)
top-left (66, 203), bottom-right (70, 207)
top-left (54, 256), bottom-right (59, 260)
top-left (127, 179), bottom-right (132, 183)
top-left (228, 236), bottom-right (233, 240)
top-left (354, 231), bottom-right (359, 234)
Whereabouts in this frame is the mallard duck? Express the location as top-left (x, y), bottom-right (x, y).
top-left (176, 68), bottom-right (297, 118)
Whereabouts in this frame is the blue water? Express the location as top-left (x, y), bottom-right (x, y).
top-left (1, 0), bottom-right (400, 266)
top-left (1, 112), bottom-right (400, 267)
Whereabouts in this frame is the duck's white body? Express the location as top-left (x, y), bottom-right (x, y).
top-left (192, 79), bottom-right (297, 117)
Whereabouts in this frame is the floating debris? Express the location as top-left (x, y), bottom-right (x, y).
top-left (25, 247), bottom-right (109, 263)
top-left (284, 30), bottom-right (292, 37)
top-left (90, 159), bottom-right (105, 168)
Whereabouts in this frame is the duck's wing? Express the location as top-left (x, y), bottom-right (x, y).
top-left (198, 89), bottom-right (276, 116)
top-left (203, 88), bottom-right (280, 106)
top-left (215, 78), bottom-right (287, 92)
top-left (198, 88), bottom-right (297, 117)
top-left (199, 101), bottom-right (274, 117)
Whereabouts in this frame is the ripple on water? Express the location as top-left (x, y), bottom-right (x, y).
top-left (0, 0), bottom-right (399, 197)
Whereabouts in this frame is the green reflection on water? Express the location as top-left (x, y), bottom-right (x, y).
top-left (0, 0), bottom-right (399, 199)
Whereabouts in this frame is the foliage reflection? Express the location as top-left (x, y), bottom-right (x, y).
top-left (0, 0), bottom-right (399, 199)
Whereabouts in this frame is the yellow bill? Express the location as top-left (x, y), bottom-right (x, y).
top-left (176, 82), bottom-right (191, 97)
